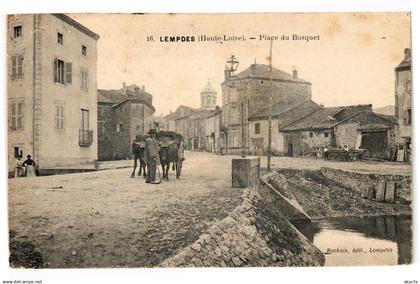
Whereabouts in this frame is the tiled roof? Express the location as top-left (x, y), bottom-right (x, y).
top-left (280, 107), bottom-right (341, 131)
top-left (374, 113), bottom-right (397, 124)
top-left (225, 64), bottom-right (310, 84)
top-left (97, 86), bottom-right (155, 112)
top-left (357, 123), bottom-right (393, 131)
top-left (164, 105), bottom-right (198, 120)
top-left (53, 14), bottom-right (100, 40)
top-left (97, 91), bottom-right (114, 104)
top-left (249, 99), bottom-right (320, 121)
top-left (280, 104), bottom-right (387, 132)
top-left (98, 89), bottom-right (123, 104)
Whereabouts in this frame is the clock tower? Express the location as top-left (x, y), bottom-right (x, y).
top-left (200, 80), bottom-right (217, 110)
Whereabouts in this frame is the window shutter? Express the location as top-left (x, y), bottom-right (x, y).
top-left (17, 102), bottom-right (23, 129)
top-left (61, 106), bottom-right (65, 129)
top-left (54, 58), bottom-right (58, 82)
top-left (8, 104), bottom-right (12, 129)
top-left (11, 56), bottom-right (17, 78)
top-left (65, 62), bottom-right (72, 84)
top-left (18, 55), bottom-right (24, 78)
top-left (56, 105), bottom-right (59, 129)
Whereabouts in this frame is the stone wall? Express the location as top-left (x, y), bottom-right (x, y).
top-left (160, 187), bottom-right (324, 267)
top-left (321, 167), bottom-right (411, 203)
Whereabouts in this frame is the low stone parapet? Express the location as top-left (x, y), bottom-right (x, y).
top-left (321, 167), bottom-right (411, 204)
top-left (160, 187), bottom-right (324, 267)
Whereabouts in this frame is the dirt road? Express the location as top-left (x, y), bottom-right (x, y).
top-left (9, 152), bottom-right (244, 268)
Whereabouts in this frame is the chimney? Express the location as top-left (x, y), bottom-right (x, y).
top-left (251, 63), bottom-right (256, 76)
top-left (122, 82), bottom-right (126, 88)
top-left (141, 85), bottom-right (145, 91)
top-left (292, 69), bottom-right (298, 79)
top-left (215, 106), bottom-right (220, 111)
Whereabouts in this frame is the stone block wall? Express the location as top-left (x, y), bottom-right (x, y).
top-left (321, 167), bottom-right (411, 203)
top-left (160, 187), bottom-right (324, 267)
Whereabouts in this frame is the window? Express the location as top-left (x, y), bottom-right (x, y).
top-left (57, 32), bottom-right (63, 44)
top-left (14, 146), bottom-right (23, 159)
top-left (81, 109), bottom-right (89, 130)
top-left (9, 102), bottom-right (24, 130)
top-left (54, 59), bottom-right (65, 84)
top-left (255, 123), bottom-right (261, 134)
top-left (231, 107), bottom-right (238, 124)
top-left (324, 133), bottom-right (329, 138)
top-left (98, 106), bottom-right (103, 119)
top-left (98, 121), bottom-right (104, 136)
top-left (116, 124), bottom-right (122, 133)
top-left (81, 70), bottom-right (89, 90)
top-left (54, 59), bottom-right (72, 84)
top-left (55, 105), bottom-right (65, 130)
top-left (82, 45), bottom-right (87, 56)
top-left (65, 63), bottom-right (72, 84)
top-left (309, 132), bottom-right (313, 137)
top-left (11, 55), bottom-right (24, 79)
top-left (13, 26), bottom-right (22, 38)
top-left (405, 108), bottom-right (412, 125)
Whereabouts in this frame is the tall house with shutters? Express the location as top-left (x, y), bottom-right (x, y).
top-left (7, 14), bottom-right (99, 173)
top-left (395, 48), bottom-right (412, 157)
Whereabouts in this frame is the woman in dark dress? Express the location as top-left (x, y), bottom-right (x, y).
top-left (22, 155), bottom-right (36, 177)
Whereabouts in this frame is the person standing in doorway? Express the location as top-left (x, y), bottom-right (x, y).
top-left (14, 155), bottom-right (24, 178)
top-left (323, 146), bottom-right (329, 161)
top-left (22, 155), bottom-right (36, 177)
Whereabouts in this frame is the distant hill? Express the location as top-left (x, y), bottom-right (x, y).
top-left (374, 105), bottom-right (395, 116)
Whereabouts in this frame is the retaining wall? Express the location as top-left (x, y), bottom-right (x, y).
top-left (321, 167), bottom-right (411, 203)
top-left (160, 187), bottom-right (324, 267)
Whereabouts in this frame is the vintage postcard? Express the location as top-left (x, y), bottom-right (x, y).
top-left (6, 12), bottom-right (412, 268)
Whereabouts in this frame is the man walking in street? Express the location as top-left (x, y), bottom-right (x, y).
top-left (144, 129), bottom-right (161, 184)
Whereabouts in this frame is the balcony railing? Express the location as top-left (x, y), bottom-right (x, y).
top-left (79, 129), bottom-right (93, 147)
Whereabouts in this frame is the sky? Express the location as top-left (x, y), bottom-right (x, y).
top-left (71, 13), bottom-right (411, 116)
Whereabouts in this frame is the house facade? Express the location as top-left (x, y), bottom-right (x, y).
top-left (7, 14), bottom-right (99, 172)
top-left (280, 104), bottom-right (397, 159)
top-left (205, 107), bottom-right (222, 153)
top-left (395, 48), bottom-right (412, 161)
top-left (220, 63), bottom-right (312, 155)
top-left (97, 84), bottom-right (156, 160)
top-left (163, 105), bottom-right (197, 132)
top-left (164, 81), bottom-right (219, 151)
top-left (248, 100), bottom-right (321, 155)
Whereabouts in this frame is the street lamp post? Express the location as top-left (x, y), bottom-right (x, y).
top-left (225, 55), bottom-right (248, 158)
top-left (267, 39), bottom-right (273, 171)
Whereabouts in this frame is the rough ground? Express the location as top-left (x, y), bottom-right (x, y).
top-left (276, 169), bottom-right (412, 219)
top-left (8, 152), bottom-right (244, 268)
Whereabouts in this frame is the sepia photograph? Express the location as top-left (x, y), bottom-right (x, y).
top-left (4, 9), bottom-right (414, 273)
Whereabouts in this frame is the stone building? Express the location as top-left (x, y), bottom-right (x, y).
top-left (97, 84), bottom-right (155, 160)
top-left (205, 107), bottom-right (222, 153)
top-left (164, 81), bottom-right (219, 151)
top-left (248, 100), bottom-right (321, 155)
top-left (395, 48), bottom-right (412, 161)
top-left (7, 14), bottom-right (99, 173)
top-left (221, 62), bottom-right (312, 155)
top-left (163, 105), bottom-right (196, 132)
top-left (280, 104), bottom-right (397, 159)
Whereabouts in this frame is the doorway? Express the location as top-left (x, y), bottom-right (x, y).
top-left (288, 143), bottom-right (294, 157)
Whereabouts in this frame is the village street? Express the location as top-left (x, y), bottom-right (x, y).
top-left (8, 152), bottom-right (244, 268)
top-left (8, 151), bottom-right (411, 268)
